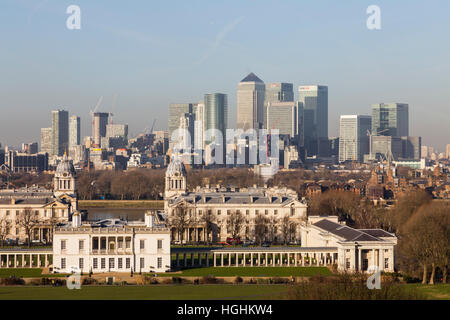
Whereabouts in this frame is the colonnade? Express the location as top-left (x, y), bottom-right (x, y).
top-left (0, 251), bottom-right (52, 268)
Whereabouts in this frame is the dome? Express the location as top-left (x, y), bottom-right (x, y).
top-left (56, 156), bottom-right (75, 175)
top-left (166, 159), bottom-right (186, 176)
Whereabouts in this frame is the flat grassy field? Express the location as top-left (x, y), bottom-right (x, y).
top-left (0, 284), bottom-right (289, 300)
top-left (155, 267), bottom-right (331, 277)
top-left (404, 284), bottom-right (450, 300)
top-left (0, 268), bottom-right (67, 278)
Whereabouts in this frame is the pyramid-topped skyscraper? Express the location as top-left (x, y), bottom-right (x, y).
top-left (237, 73), bottom-right (265, 130)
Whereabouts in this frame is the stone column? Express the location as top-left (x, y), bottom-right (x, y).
top-left (358, 248), bottom-right (362, 272)
top-left (6, 254), bottom-right (9, 268)
top-left (257, 253), bottom-right (260, 266)
top-left (236, 253), bottom-right (239, 267)
top-left (379, 248), bottom-right (384, 271)
top-left (250, 253), bottom-right (253, 266)
top-left (228, 253), bottom-right (231, 266)
top-left (243, 253), bottom-right (246, 267)
top-left (372, 248), bottom-right (376, 270)
top-left (288, 253), bottom-right (291, 266)
top-left (213, 253), bottom-right (216, 267)
top-left (389, 249), bottom-right (394, 272)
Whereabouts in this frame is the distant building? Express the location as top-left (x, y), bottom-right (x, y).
top-left (69, 115), bottom-right (81, 148)
top-left (40, 127), bottom-right (53, 155)
top-left (298, 85), bottom-right (328, 157)
top-left (4, 150), bottom-right (48, 173)
top-left (51, 110), bottom-right (69, 156)
top-left (106, 123), bottom-right (128, 139)
top-left (264, 83), bottom-right (294, 129)
top-left (267, 101), bottom-right (298, 137)
top-left (339, 115), bottom-right (371, 163)
top-left (92, 112), bottom-right (109, 148)
top-left (446, 144), bottom-right (450, 159)
top-left (237, 73), bottom-right (265, 131)
top-left (204, 93), bottom-right (228, 147)
top-left (21, 142), bottom-right (38, 154)
top-left (371, 103), bottom-right (409, 137)
top-left (168, 103), bottom-right (194, 147)
top-left (401, 136), bottom-right (421, 160)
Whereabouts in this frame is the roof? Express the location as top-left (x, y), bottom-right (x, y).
top-left (240, 72), bottom-right (264, 83)
top-left (313, 219), bottom-right (382, 242)
top-left (359, 229), bottom-right (396, 238)
top-left (171, 193), bottom-right (295, 205)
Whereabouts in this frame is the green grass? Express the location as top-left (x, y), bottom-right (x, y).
top-left (155, 267), bottom-right (331, 277)
top-left (0, 284), bottom-right (289, 300)
top-left (404, 284), bottom-right (450, 300)
top-left (0, 268), bottom-right (67, 278)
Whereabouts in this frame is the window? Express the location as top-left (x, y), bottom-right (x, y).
top-left (384, 258), bottom-right (389, 269)
top-left (118, 239), bottom-right (123, 249)
top-left (61, 240), bottom-right (66, 250)
top-left (101, 258), bottom-right (106, 269)
top-left (118, 258), bottom-right (123, 269)
top-left (6, 210), bottom-right (9, 216)
top-left (264, 210), bottom-right (268, 215)
top-left (255, 210), bottom-right (259, 215)
top-left (140, 240), bottom-right (145, 250)
top-left (345, 258), bottom-right (350, 269)
top-left (274, 210), bottom-right (278, 215)
top-left (140, 257), bottom-right (145, 269)
top-left (157, 257), bottom-right (162, 269)
top-left (126, 238), bottom-right (131, 249)
top-left (109, 258), bottom-right (115, 269)
top-left (93, 258), bottom-right (98, 269)
top-left (61, 258), bottom-right (66, 269)
top-left (198, 210), bottom-right (203, 216)
top-left (246, 210), bottom-right (249, 215)
top-left (157, 239), bottom-right (163, 249)
top-left (79, 240), bottom-right (84, 250)
top-left (237, 210), bottom-right (240, 214)
top-left (227, 210), bottom-right (231, 215)
top-left (126, 258), bottom-right (131, 269)
top-left (79, 258), bottom-right (84, 269)
top-left (217, 210), bottom-right (221, 215)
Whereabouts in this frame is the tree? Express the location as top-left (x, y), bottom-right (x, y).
top-left (16, 207), bottom-right (40, 247)
top-left (253, 214), bottom-right (268, 246)
top-left (280, 215), bottom-right (291, 245)
top-left (227, 210), bottom-right (245, 241)
top-left (199, 209), bottom-right (216, 244)
top-left (169, 203), bottom-right (190, 244)
top-left (0, 217), bottom-right (12, 247)
top-left (307, 190), bottom-right (360, 224)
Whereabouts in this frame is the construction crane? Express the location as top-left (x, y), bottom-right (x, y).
top-left (90, 96), bottom-right (103, 130)
top-left (109, 93), bottom-right (118, 125)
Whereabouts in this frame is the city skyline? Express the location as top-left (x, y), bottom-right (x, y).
top-left (0, 1), bottom-right (449, 151)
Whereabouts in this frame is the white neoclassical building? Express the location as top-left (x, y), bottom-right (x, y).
top-left (164, 159), bottom-right (307, 243)
top-left (0, 154), bottom-right (78, 243)
top-left (53, 212), bottom-right (171, 274)
top-left (300, 216), bottom-right (397, 272)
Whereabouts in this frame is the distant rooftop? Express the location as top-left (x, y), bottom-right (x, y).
top-left (240, 72), bottom-right (264, 83)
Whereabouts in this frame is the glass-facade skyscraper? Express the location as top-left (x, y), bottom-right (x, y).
top-left (298, 85), bottom-right (328, 157)
top-left (237, 73), bottom-right (265, 131)
top-left (204, 93), bottom-right (228, 145)
top-left (51, 110), bottom-right (69, 156)
top-left (371, 103), bottom-right (409, 137)
top-left (339, 115), bottom-right (371, 163)
top-left (69, 115), bottom-right (80, 148)
top-left (264, 83), bottom-right (294, 129)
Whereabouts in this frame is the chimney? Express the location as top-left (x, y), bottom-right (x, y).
top-left (72, 212), bottom-right (81, 228)
top-left (145, 212), bottom-right (154, 228)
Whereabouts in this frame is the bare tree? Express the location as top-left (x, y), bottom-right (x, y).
top-left (227, 210), bottom-right (245, 242)
top-left (169, 203), bottom-right (190, 244)
top-left (199, 208), bottom-right (216, 244)
top-left (0, 217), bottom-right (12, 247)
top-left (16, 207), bottom-right (40, 248)
top-left (253, 214), bottom-right (268, 246)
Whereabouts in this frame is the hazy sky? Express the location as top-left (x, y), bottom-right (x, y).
top-left (1, 0), bottom-right (449, 151)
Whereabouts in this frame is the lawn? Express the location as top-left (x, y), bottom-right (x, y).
top-left (0, 284), bottom-right (289, 300)
top-left (155, 266), bottom-right (331, 277)
top-left (404, 284), bottom-right (450, 300)
top-left (0, 268), bottom-right (67, 278)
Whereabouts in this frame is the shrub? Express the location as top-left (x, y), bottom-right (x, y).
top-left (172, 277), bottom-right (182, 284)
top-left (272, 277), bottom-right (288, 284)
top-left (82, 278), bottom-right (98, 285)
top-left (0, 276), bottom-right (25, 285)
top-left (234, 276), bottom-right (243, 284)
top-left (403, 275), bottom-right (421, 284)
top-left (200, 275), bottom-right (218, 284)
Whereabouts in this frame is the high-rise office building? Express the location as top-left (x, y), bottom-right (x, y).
top-left (21, 142), bottom-right (38, 154)
top-left (51, 110), bottom-right (69, 156)
top-left (193, 102), bottom-right (205, 150)
top-left (298, 85), bottom-right (328, 157)
top-left (339, 115), bottom-right (371, 163)
top-left (168, 103), bottom-right (193, 144)
top-left (237, 73), bottom-right (265, 131)
top-left (40, 127), bottom-right (53, 155)
top-left (92, 112), bottom-right (109, 147)
top-left (264, 83), bottom-right (294, 129)
top-left (204, 93), bottom-right (228, 145)
top-left (106, 123), bottom-right (128, 139)
top-left (266, 101), bottom-right (297, 137)
top-left (69, 115), bottom-right (81, 148)
top-left (446, 144), bottom-right (450, 159)
top-left (371, 103), bottom-right (409, 137)
top-left (401, 136), bottom-right (421, 160)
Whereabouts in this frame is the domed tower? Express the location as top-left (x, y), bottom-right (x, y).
top-left (164, 158), bottom-right (187, 199)
top-left (53, 153), bottom-right (77, 198)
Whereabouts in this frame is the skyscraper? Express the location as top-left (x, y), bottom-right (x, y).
top-left (204, 93), bottom-right (228, 145)
top-left (339, 115), bottom-right (371, 163)
top-left (371, 103), bottom-right (409, 137)
top-left (237, 73), bottom-right (265, 131)
top-left (40, 127), bottom-right (52, 155)
top-left (266, 101), bottom-right (297, 137)
top-left (69, 115), bottom-right (81, 148)
top-left (106, 123), bottom-right (128, 139)
top-left (264, 83), bottom-right (294, 129)
top-left (446, 144), bottom-right (450, 159)
top-left (298, 85), bottom-right (328, 156)
top-left (51, 110), bottom-right (69, 156)
top-left (193, 102), bottom-right (205, 150)
top-left (92, 112), bottom-right (109, 147)
top-left (168, 103), bottom-right (193, 144)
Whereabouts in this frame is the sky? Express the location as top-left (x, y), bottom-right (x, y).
top-left (0, 0), bottom-right (449, 152)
